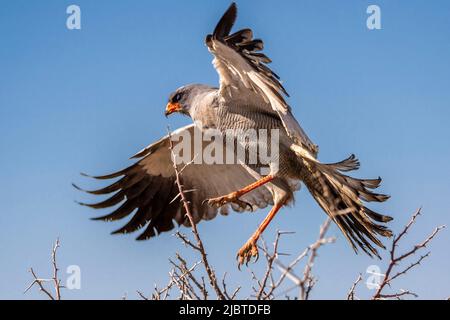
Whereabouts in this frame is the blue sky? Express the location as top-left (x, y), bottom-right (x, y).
top-left (0, 0), bottom-right (449, 299)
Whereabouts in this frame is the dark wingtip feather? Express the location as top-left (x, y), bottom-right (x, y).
top-left (208, 3), bottom-right (290, 101)
top-left (74, 200), bottom-right (86, 207)
top-left (111, 228), bottom-right (129, 235)
top-left (72, 182), bottom-right (104, 195)
top-left (130, 145), bottom-right (155, 159)
top-left (79, 164), bottom-right (138, 180)
top-left (81, 171), bottom-right (113, 180)
top-left (111, 219), bottom-right (148, 235)
top-left (75, 200), bottom-right (88, 207)
top-left (136, 230), bottom-right (154, 241)
top-left (72, 183), bottom-right (83, 191)
top-left (213, 2), bottom-right (237, 39)
top-left (111, 227), bottom-right (131, 235)
top-left (91, 216), bottom-right (109, 221)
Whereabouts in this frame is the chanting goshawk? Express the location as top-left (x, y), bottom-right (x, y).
top-left (76, 3), bottom-right (392, 267)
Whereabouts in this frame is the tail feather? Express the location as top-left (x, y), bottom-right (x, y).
top-left (326, 154), bottom-right (360, 172)
top-left (302, 155), bottom-right (393, 258)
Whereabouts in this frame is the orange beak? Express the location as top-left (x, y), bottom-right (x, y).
top-left (165, 102), bottom-right (182, 116)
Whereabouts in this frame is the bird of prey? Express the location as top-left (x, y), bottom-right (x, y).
top-left (76, 3), bottom-right (392, 267)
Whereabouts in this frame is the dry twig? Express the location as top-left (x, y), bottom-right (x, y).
top-left (250, 219), bottom-right (335, 300)
top-left (347, 274), bottom-right (362, 300)
top-left (25, 238), bottom-right (63, 300)
top-left (167, 128), bottom-right (225, 300)
top-left (372, 208), bottom-right (445, 300)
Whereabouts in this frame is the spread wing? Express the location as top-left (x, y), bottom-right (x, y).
top-left (206, 3), bottom-right (318, 156)
top-left (74, 124), bottom-right (274, 240)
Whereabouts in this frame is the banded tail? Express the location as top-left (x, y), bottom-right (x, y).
top-left (301, 154), bottom-right (393, 258)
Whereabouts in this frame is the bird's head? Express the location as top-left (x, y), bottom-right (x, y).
top-left (165, 86), bottom-right (194, 117)
top-left (165, 84), bottom-right (215, 117)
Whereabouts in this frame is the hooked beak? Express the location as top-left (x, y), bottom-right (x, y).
top-left (165, 102), bottom-right (182, 117)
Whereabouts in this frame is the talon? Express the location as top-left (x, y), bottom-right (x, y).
top-left (204, 195), bottom-right (228, 208)
top-left (204, 193), bottom-right (252, 210)
top-left (234, 199), bottom-right (254, 211)
top-left (236, 238), bottom-right (259, 269)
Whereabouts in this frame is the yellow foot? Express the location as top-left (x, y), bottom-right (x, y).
top-left (236, 238), bottom-right (259, 269)
top-left (204, 193), bottom-right (253, 210)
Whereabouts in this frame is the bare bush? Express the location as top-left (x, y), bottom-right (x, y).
top-left (26, 208), bottom-right (444, 300)
top-left (138, 209), bottom-right (443, 300)
top-left (346, 208), bottom-right (445, 300)
top-left (133, 132), bottom-right (446, 300)
top-left (25, 134), bottom-right (445, 300)
top-left (371, 209), bottom-right (445, 300)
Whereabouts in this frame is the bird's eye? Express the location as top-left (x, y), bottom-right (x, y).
top-left (174, 94), bottom-right (182, 102)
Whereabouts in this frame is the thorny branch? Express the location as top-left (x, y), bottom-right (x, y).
top-left (167, 128), bottom-right (225, 300)
top-left (255, 231), bottom-right (288, 300)
top-left (150, 205), bottom-right (444, 300)
top-left (222, 273), bottom-right (241, 300)
top-left (145, 129), bottom-right (337, 301)
top-left (144, 153), bottom-right (447, 302)
top-left (27, 187), bottom-right (444, 300)
top-left (25, 193), bottom-right (445, 301)
top-left (298, 218), bottom-right (335, 300)
top-left (266, 218), bottom-right (335, 300)
top-left (25, 238), bottom-right (63, 300)
top-left (372, 208), bottom-right (445, 300)
top-left (347, 274), bottom-right (363, 300)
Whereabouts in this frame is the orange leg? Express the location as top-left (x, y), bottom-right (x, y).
top-left (205, 175), bottom-right (274, 209)
top-left (237, 202), bottom-right (284, 268)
